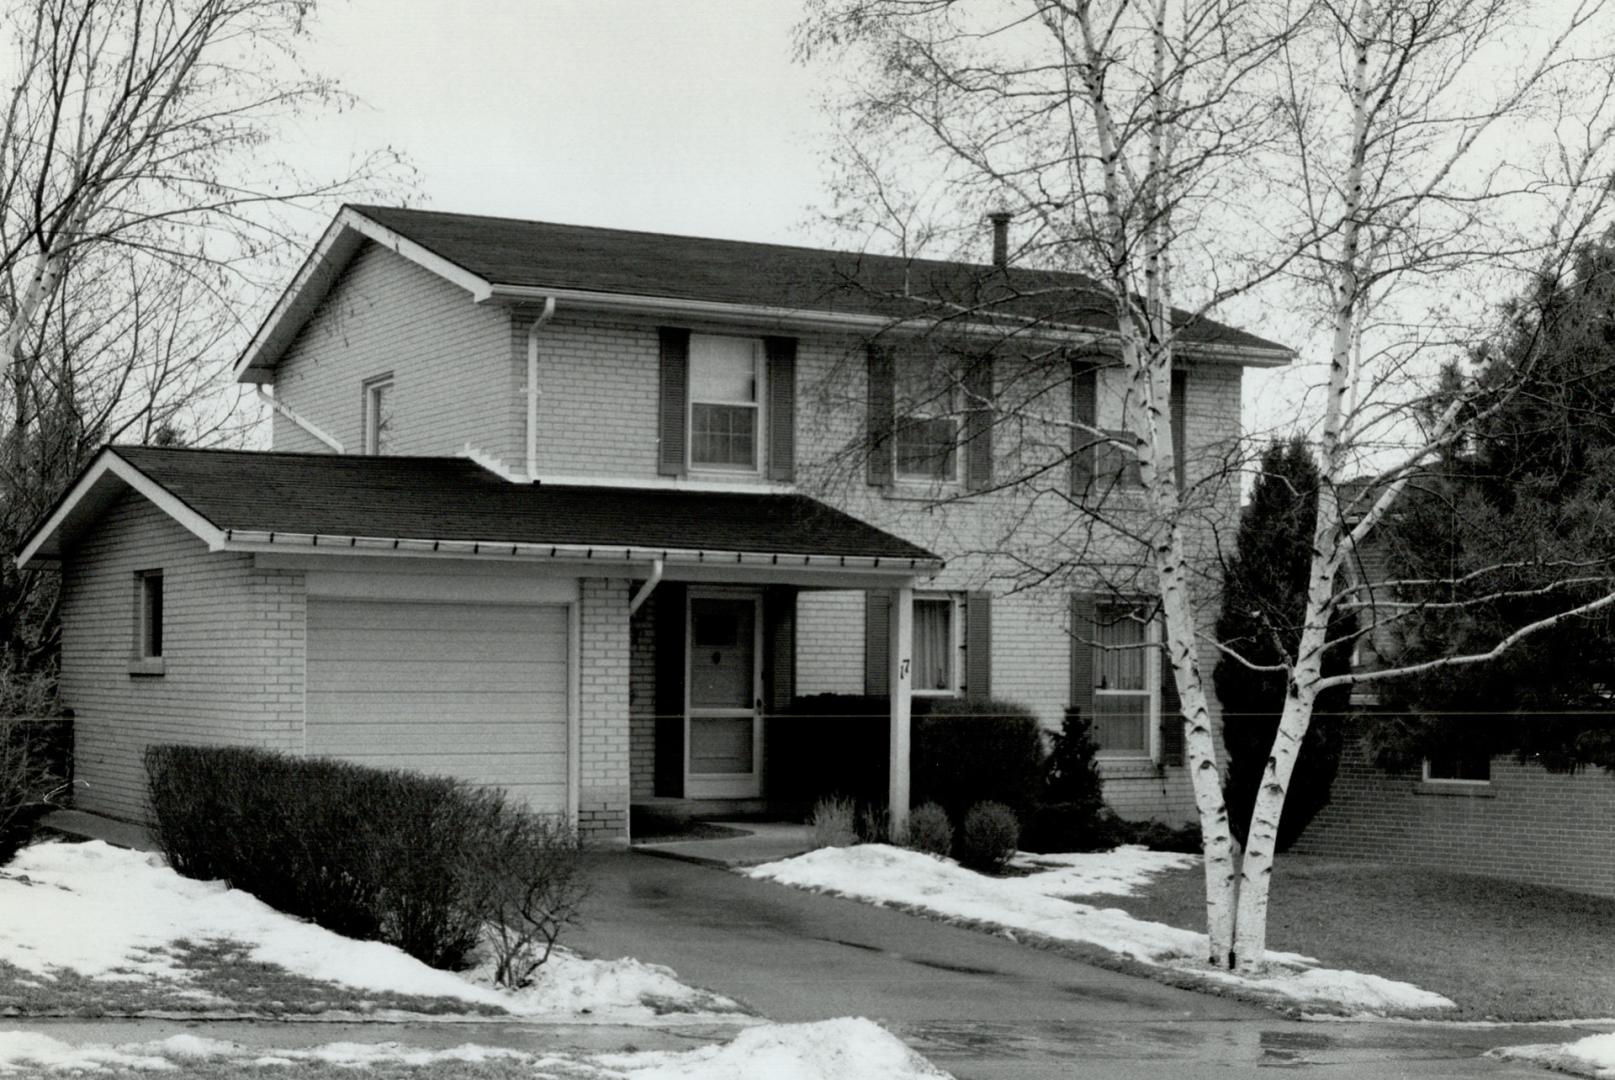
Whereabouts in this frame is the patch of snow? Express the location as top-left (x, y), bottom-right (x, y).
top-left (603, 1018), bottom-right (954, 1079)
top-left (0, 840), bottom-right (742, 1023)
top-left (747, 844), bottom-right (1454, 1016)
top-left (1491, 1032), bottom-right (1615, 1078)
top-left (0, 1020), bottom-right (951, 1079)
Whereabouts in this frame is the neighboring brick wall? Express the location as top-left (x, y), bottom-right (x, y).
top-left (796, 590), bottom-right (865, 696)
top-left (577, 578), bottom-right (631, 842)
top-left (57, 494), bottom-right (306, 823)
top-left (1294, 741), bottom-right (1615, 898)
top-left (273, 241), bottom-right (517, 463)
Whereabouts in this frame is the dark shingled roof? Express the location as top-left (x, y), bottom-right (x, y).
top-left (349, 205), bottom-right (1289, 356)
top-left (107, 446), bottom-right (940, 563)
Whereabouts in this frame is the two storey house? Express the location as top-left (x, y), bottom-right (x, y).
top-left (21, 206), bottom-right (1291, 842)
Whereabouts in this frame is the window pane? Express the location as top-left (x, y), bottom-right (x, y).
top-left (691, 404), bottom-right (757, 467)
top-left (895, 355), bottom-right (952, 408)
top-left (690, 716), bottom-right (754, 774)
top-left (1427, 750), bottom-right (1491, 781)
top-left (142, 575), bottom-right (163, 658)
top-left (1093, 693), bottom-right (1150, 751)
top-left (913, 599), bottom-right (952, 691)
top-left (1096, 431), bottom-right (1141, 488)
top-left (1095, 606), bottom-right (1146, 691)
top-left (895, 416), bottom-right (958, 480)
top-left (690, 336), bottom-right (758, 404)
top-left (369, 382), bottom-right (394, 455)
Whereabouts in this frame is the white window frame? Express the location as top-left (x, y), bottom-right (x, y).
top-left (1092, 602), bottom-right (1160, 761)
top-left (687, 334), bottom-right (765, 475)
top-left (363, 374), bottom-right (395, 456)
top-left (894, 357), bottom-right (962, 485)
top-left (130, 569), bottom-right (165, 676)
top-left (911, 592), bottom-right (963, 698)
top-left (1422, 753), bottom-right (1492, 785)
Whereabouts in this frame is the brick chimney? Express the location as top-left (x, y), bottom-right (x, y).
top-left (987, 210), bottom-right (1012, 268)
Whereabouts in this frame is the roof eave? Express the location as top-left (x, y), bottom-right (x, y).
top-left (483, 282), bottom-right (1294, 366)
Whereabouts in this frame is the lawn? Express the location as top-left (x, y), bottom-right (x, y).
top-left (1101, 855), bottom-right (1615, 1021)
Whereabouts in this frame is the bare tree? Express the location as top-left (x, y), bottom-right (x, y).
top-left (798, 0), bottom-right (1615, 972)
top-left (0, 0), bottom-right (407, 680)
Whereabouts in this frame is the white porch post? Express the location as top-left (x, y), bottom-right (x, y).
top-left (888, 584), bottom-right (914, 833)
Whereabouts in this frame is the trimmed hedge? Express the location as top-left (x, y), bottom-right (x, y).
top-left (912, 698), bottom-right (1045, 823)
top-left (145, 745), bottom-right (574, 971)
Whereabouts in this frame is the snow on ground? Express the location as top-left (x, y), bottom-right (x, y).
top-left (0, 840), bottom-right (743, 1023)
top-left (1490, 1032), bottom-right (1615, 1078)
top-left (747, 844), bottom-right (1455, 1016)
top-left (0, 1019), bottom-right (952, 1078)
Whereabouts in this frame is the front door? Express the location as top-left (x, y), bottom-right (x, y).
top-left (686, 592), bottom-right (762, 798)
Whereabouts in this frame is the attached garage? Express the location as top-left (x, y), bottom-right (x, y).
top-left (305, 596), bottom-right (572, 815)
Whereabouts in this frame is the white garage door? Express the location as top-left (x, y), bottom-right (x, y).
top-left (306, 598), bottom-right (569, 814)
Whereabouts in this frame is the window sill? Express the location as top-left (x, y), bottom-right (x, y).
top-left (127, 657), bottom-right (166, 678)
top-left (1097, 756), bottom-right (1160, 778)
top-left (884, 479), bottom-right (964, 503)
top-left (1413, 780), bottom-right (1495, 798)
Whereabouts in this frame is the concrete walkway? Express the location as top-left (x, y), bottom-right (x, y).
top-left (632, 820), bottom-right (815, 866)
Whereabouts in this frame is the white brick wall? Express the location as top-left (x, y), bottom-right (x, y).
top-left (578, 578), bottom-right (631, 841)
top-left (272, 242), bottom-right (518, 463)
top-left (58, 494), bottom-right (306, 822)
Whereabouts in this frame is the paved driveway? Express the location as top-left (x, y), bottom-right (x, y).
top-left (570, 850), bottom-right (1565, 1080)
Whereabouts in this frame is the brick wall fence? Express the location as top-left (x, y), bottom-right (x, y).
top-left (1294, 741), bottom-right (1615, 898)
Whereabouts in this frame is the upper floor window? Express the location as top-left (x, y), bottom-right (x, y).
top-left (689, 335), bottom-right (763, 471)
top-left (894, 356), bottom-right (959, 483)
top-left (364, 375), bottom-right (394, 455)
top-left (1093, 602), bottom-right (1158, 756)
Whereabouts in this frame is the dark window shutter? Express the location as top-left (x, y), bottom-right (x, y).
top-left (1071, 363), bottom-right (1097, 496)
top-left (766, 337), bottom-right (797, 482)
top-left (864, 590), bottom-right (891, 696)
top-left (653, 582), bottom-right (687, 796)
top-left (866, 345), bottom-right (895, 486)
top-left (964, 357), bottom-right (994, 492)
top-left (1159, 617), bottom-right (1184, 767)
top-left (657, 328), bottom-right (690, 477)
top-left (1069, 592), bottom-right (1096, 715)
top-left (763, 586), bottom-right (797, 711)
top-left (965, 591), bottom-right (992, 702)
top-left (1170, 368), bottom-right (1188, 492)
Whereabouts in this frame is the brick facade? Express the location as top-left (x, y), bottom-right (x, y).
top-left (58, 494), bottom-right (306, 822)
top-left (577, 578), bottom-right (631, 842)
top-left (1294, 740), bottom-right (1615, 898)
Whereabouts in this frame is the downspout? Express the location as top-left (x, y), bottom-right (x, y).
top-left (256, 386), bottom-right (344, 453)
top-left (525, 296), bottom-right (557, 481)
top-left (628, 559), bottom-right (664, 616)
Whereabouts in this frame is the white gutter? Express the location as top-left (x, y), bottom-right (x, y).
top-left (255, 387), bottom-right (344, 453)
top-left (524, 296), bottom-right (557, 480)
top-left (217, 528), bottom-right (943, 573)
top-left (483, 283), bottom-right (1297, 368)
top-left (627, 558), bottom-right (664, 616)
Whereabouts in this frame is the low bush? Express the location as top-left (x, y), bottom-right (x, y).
top-left (1118, 816), bottom-right (1202, 854)
top-left (809, 795), bottom-right (858, 848)
top-left (145, 745), bottom-right (584, 977)
top-left (905, 801), bottom-right (953, 858)
top-left (1021, 801), bottom-right (1122, 853)
top-left (460, 812), bottom-right (586, 989)
top-left (1, 717), bottom-right (72, 864)
top-left (958, 801), bottom-right (1019, 874)
top-left (913, 699), bottom-right (1045, 823)
top-left (857, 803), bottom-right (893, 845)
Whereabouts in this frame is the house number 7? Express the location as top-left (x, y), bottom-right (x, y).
top-left (899, 658), bottom-right (911, 680)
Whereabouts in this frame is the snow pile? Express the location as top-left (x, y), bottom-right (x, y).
top-left (1490, 1032), bottom-right (1615, 1078)
top-left (747, 844), bottom-right (1455, 1015)
top-left (0, 1020), bottom-right (952, 1079)
top-left (0, 840), bottom-right (743, 1023)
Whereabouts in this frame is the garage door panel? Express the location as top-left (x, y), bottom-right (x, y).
top-left (305, 598), bottom-right (570, 815)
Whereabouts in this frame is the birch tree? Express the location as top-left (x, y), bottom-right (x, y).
top-left (799, 0), bottom-right (1615, 971)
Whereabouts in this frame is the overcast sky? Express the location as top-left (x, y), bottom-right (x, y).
top-left (295, 1), bottom-right (830, 246)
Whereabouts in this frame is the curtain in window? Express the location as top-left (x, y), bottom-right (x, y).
top-left (914, 599), bottom-right (952, 691)
top-left (1095, 608), bottom-right (1145, 690)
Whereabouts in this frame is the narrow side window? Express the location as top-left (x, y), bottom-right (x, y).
top-left (133, 570), bottom-right (164, 673)
top-left (363, 375), bottom-right (395, 455)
